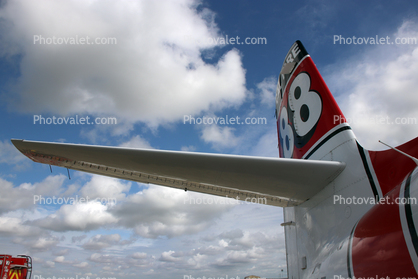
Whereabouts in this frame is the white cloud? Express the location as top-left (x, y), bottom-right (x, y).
top-left (54, 256), bottom-right (65, 263)
top-left (33, 200), bottom-right (118, 231)
top-left (79, 175), bottom-right (131, 202)
top-left (1, 0), bottom-right (247, 128)
top-left (181, 145), bottom-right (197, 151)
top-left (160, 250), bottom-right (180, 262)
top-left (113, 185), bottom-right (235, 238)
top-left (257, 76), bottom-right (277, 106)
top-left (82, 233), bottom-right (121, 250)
top-left (22, 235), bottom-right (60, 252)
top-left (327, 21), bottom-right (418, 150)
top-left (200, 125), bottom-right (240, 149)
top-left (119, 135), bottom-right (152, 149)
top-left (0, 140), bottom-right (28, 166)
top-left (73, 262), bottom-right (89, 268)
top-left (0, 175), bottom-right (66, 214)
top-left (0, 216), bottom-right (42, 237)
top-left (53, 249), bottom-right (69, 256)
top-left (89, 253), bottom-right (114, 263)
top-left (186, 253), bottom-right (207, 269)
top-left (221, 246), bottom-right (264, 264)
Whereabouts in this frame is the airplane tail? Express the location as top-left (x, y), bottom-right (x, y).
top-left (276, 40), bottom-right (352, 160)
top-left (276, 40), bottom-right (418, 197)
top-left (278, 41), bottom-right (418, 279)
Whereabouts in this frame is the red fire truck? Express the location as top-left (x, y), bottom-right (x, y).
top-left (0, 255), bottom-right (32, 279)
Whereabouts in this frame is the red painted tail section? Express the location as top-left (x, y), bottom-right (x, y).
top-left (368, 137), bottom-right (418, 196)
top-left (276, 41), bottom-right (348, 159)
top-left (279, 41), bottom-right (418, 279)
top-left (350, 140), bottom-right (418, 278)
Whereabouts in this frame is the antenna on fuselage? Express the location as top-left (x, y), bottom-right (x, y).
top-left (379, 140), bottom-right (418, 166)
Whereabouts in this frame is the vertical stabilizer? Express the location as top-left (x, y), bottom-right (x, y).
top-left (276, 41), bottom-right (351, 160)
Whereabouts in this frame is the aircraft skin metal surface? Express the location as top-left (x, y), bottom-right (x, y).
top-left (12, 40), bottom-right (418, 278)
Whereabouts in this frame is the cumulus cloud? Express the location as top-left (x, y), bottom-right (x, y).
top-left (53, 249), bottom-right (69, 256)
top-left (214, 246), bottom-right (264, 266)
top-left (33, 200), bottom-right (118, 231)
top-left (113, 185), bottom-right (235, 238)
top-left (82, 233), bottom-right (121, 250)
top-left (19, 180), bottom-right (234, 238)
top-left (13, 235), bottom-right (60, 252)
top-left (54, 256), bottom-right (65, 263)
top-left (1, 0), bottom-right (247, 128)
top-left (0, 175), bottom-right (66, 214)
top-left (326, 20), bottom-right (418, 149)
top-left (73, 262), bottom-right (89, 268)
top-left (200, 125), bottom-right (240, 149)
top-left (0, 216), bottom-right (42, 237)
top-left (119, 135), bottom-right (153, 149)
top-left (89, 253), bottom-right (114, 263)
top-left (186, 253), bottom-right (207, 269)
top-left (79, 175), bottom-right (131, 202)
top-left (133, 228), bottom-right (285, 273)
top-left (159, 250), bottom-right (181, 262)
top-left (181, 145), bottom-right (197, 151)
top-left (257, 76), bottom-right (277, 106)
top-left (0, 140), bottom-right (28, 166)
top-left (0, 1), bottom-right (289, 278)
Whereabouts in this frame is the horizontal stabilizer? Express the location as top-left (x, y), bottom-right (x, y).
top-left (11, 139), bottom-right (345, 207)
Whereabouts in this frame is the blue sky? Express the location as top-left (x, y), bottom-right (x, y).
top-left (0, 0), bottom-right (418, 278)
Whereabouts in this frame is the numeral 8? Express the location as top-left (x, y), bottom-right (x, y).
top-left (288, 73), bottom-right (322, 137)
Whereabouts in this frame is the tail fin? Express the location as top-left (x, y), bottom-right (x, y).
top-left (276, 41), bottom-right (352, 159)
top-left (278, 41), bottom-right (418, 279)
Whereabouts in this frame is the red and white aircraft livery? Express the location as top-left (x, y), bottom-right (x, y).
top-left (12, 41), bottom-right (418, 279)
